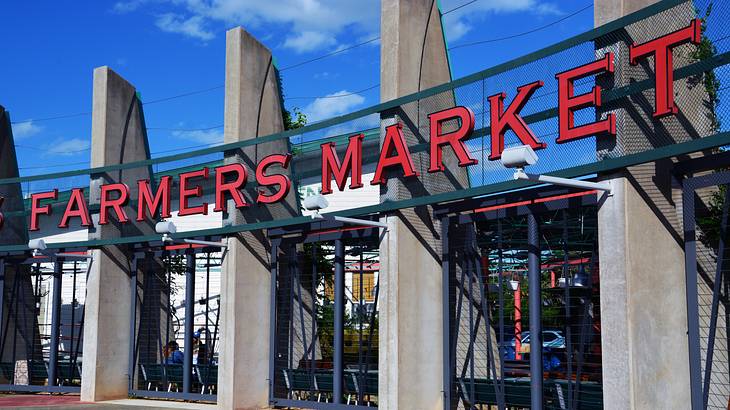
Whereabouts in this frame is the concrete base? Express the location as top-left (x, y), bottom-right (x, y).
top-left (81, 66), bottom-right (153, 402)
top-left (379, 210), bottom-right (443, 410)
top-left (218, 233), bottom-right (272, 410)
top-left (598, 175), bottom-right (691, 410)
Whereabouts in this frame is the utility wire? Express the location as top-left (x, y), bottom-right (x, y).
top-left (448, 3), bottom-right (593, 50)
top-left (442, 0), bottom-right (479, 15)
top-left (285, 84), bottom-right (380, 100)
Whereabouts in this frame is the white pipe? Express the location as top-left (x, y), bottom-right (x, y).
top-left (312, 213), bottom-right (388, 229)
top-left (514, 169), bottom-right (611, 193)
top-left (55, 253), bottom-right (94, 259)
top-left (183, 239), bottom-right (228, 248)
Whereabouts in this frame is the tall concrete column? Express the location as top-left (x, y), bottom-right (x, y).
top-left (218, 27), bottom-right (298, 410)
top-left (0, 107), bottom-right (40, 369)
top-left (595, 1), bottom-right (711, 408)
top-left (81, 67), bottom-right (154, 401)
top-left (379, 1), bottom-right (471, 409)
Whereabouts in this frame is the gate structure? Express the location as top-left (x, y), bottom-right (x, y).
top-left (439, 188), bottom-right (603, 409)
top-left (270, 223), bottom-right (380, 409)
top-left (128, 243), bottom-right (223, 402)
top-left (0, 253), bottom-right (88, 393)
top-left (683, 169), bottom-right (730, 409)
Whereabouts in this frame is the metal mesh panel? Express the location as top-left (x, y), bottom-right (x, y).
top-left (0, 258), bottom-right (86, 390)
top-left (273, 234), bottom-right (380, 407)
top-left (132, 250), bottom-right (221, 399)
top-left (687, 177), bottom-right (730, 410)
top-left (449, 205), bottom-right (601, 409)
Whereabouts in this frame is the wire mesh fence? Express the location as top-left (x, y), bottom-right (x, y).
top-left (272, 233), bottom-right (380, 407)
top-left (448, 205), bottom-right (601, 409)
top-left (0, 258), bottom-right (87, 390)
top-left (131, 250), bottom-right (221, 400)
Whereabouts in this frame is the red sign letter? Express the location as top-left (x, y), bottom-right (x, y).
top-left (99, 183), bottom-right (130, 225)
top-left (555, 53), bottom-right (616, 143)
top-left (629, 18), bottom-right (701, 118)
top-left (371, 123), bottom-right (418, 185)
top-left (179, 168), bottom-right (209, 217)
top-left (428, 106), bottom-right (477, 173)
top-left (321, 133), bottom-right (364, 195)
top-left (59, 188), bottom-right (91, 228)
top-left (256, 154), bottom-right (292, 204)
top-left (488, 81), bottom-right (546, 160)
top-left (30, 190), bottom-right (58, 231)
top-left (137, 176), bottom-right (172, 222)
top-left (214, 163), bottom-right (248, 212)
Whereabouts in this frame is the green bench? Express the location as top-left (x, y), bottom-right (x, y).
top-left (458, 377), bottom-right (604, 410)
top-left (546, 380), bottom-right (603, 410)
top-left (56, 361), bottom-right (82, 386)
top-left (0, 362), bottom-right (14, 384)
top-left (195, 365), bottom-right (217, 394)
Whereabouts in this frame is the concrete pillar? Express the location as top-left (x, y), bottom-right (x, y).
top-left (379, 1), bottom-right (472, 409)
top-left (81, 67), bottom-right (154, 401)
top-left (595, 1), bottom-right (710, 408)
top-left (0, 107), bottom-right (40, 368)
top-left (218, 27), bottom-right (299, 410)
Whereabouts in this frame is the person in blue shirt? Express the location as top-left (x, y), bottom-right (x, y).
top-left (163, 341), bottom-right (184, 364)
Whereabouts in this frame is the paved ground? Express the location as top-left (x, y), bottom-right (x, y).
top-left (0, 395), bottom-right (216, 409)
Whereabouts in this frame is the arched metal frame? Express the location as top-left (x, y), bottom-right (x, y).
top-left (127, 240), bottom-right (224, 402)
top-left (269, 220), bottom-right (381, 410)
top-left (0, 251), bottom-right (89, 393)
top-left (682, 170), bottom-right (730, 410)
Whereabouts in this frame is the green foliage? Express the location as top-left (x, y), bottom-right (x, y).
top-left (276, 69), bottom-right (308, 131)
top-left (691, 2), bottom-right (721, 132)
top-left (284, 107), bottom-right (308, 130)
top-left (698, 185), bottom-right (727, 251)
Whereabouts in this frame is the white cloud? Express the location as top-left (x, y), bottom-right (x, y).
top-left (155, 13), bottom-right (215, 41)
top-left (113, 0), bottom-right (379, 52)
top-left (445, 19), bottom-right (471, 42)
top-left (283, 31), bottom-right (336, 53)
top-left (172, 128), bottom-right (224, 144)
top-left (44, 138), bottom-right (90, 156)
top-left (303, 90), bottom-right (365, 123)
top-left (113, 0), bottom-right (150, 13)
top-left (12, 121), bottom-right (42, 139)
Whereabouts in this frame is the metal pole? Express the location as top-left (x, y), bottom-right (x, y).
top-left (682, 181), bottom-right (703, 410)
top-left (528, 210), bottom-right (543, 409)
top-left (0, 259), bottom-right (5, 353)
top-left (441, 217), bottom-right (450, 410)
top-left (183, 252), bottom-right (195, 393)
top-left (333, 239), bottom-right (345, 404)
top-left (128, 255), bottom-right (138, 392)
top-left (269, 239), bottom-right (280, 404)
top-left (48, 258), bottom-right (63, 387)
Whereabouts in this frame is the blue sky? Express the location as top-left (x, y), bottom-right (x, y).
top-left (1, 0), bottom-right (602, 176)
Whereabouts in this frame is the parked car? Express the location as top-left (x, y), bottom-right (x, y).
top-left (501, 330), bottom-right (566, 360)
top-left (518, 330), bottom-right (566, 349)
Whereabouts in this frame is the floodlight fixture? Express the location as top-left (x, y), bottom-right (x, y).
top-left (27, 238), bottom-right (92, 259)
top-left (156, 220), bottom-right (227, 248)
top-left (501, 145), bottom-right (612, 194)
top-left (305, 194), bottom-right (388, 230)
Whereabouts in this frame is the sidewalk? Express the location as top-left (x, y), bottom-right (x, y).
top-left (0, 394), bottom-right (216, 409)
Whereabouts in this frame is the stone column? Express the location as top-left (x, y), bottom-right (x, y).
top-left (217, 27), bottom-right (299, 410)
top-left (595, 1), bottom-right (710, 408)
top-left (379, 1), bottom-right (472, 409)
top-left (0, 107), bottom-right (40, 369)
top-left (81, 67), bottom-right (154, 401)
